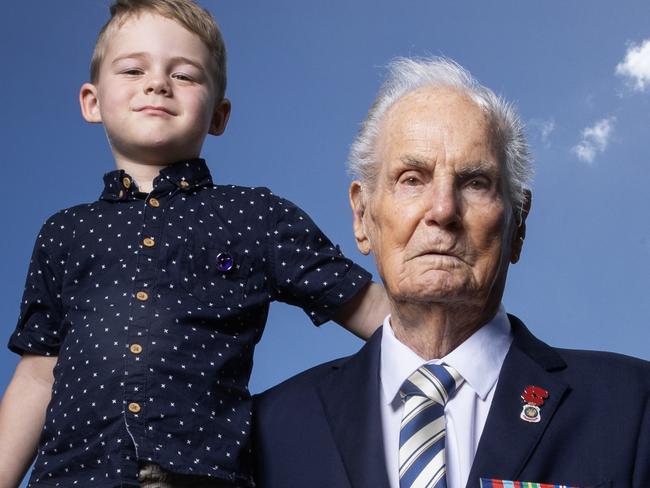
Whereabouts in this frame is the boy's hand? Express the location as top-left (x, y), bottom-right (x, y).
top-left (333, 281), bottom-right (390, 340)
top-left (0, 354), bottom-right (56, 488)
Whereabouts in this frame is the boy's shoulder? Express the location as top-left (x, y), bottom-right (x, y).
top-left (37, 184), bottom-right (304, 235)
top-left (206, 183), bottom-right (286, 202)
top-left (28, 202), bottom-right (99, 259)
top-left (40, 201), bottom-right (100, 229)
top-left (202, 183), bottom-right (303, 212)
top-left (206, 183), bottom-right (273, 198)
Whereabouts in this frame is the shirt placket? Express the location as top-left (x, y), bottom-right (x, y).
top-left (123, 190), bottom-right (169, 459)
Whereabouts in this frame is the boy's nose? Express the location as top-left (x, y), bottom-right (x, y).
top-left (144, 76), bottom-right (170, 95)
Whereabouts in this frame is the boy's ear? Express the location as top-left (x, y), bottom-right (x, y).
top-left (349, 181), bottom-right (372, 255)
top-left (208, 98), bottom-right (231, 136)
top-left (79, 83), bottom-right (102, 123)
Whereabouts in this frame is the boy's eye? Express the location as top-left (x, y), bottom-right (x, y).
top-left (121, 68), bottom-right (143, 76)
top-left (172, 73), bottom-right (194, 82)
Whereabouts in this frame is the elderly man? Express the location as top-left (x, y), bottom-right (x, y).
top-left (252, 58), bottom-right (650, 488)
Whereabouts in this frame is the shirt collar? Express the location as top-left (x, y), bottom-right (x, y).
top-left (380, 304), bottom-right (513, 405)
top-left (100, 158), bottom-right (213, 201)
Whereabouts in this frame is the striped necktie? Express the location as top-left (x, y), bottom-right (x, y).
top-left (398, 363), bottom-right (464, 488)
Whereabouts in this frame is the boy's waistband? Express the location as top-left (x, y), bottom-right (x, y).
top-left (137, 463), bottom-right (243, 488)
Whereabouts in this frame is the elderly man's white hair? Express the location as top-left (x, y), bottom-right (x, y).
top-left (348, 56), bottom-right (532, 219)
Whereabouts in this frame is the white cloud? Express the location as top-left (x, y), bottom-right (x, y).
top-left (616, 39), bottom-right (650, 91)
top-left (528, 118), bottom-right (555, 146)
top-left (540, 119), bottom-right (555, 143)
top-left (572, 117), bottom-right (615, 163)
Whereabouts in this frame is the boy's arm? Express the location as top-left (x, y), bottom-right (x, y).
top-left (0, 354), bottom-right (56, 488)
top-left (265, 193), bottom-right (389, 339)
top-left (332, 281), bottom-right (390, 340)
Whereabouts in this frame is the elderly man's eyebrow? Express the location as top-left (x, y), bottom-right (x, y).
top-left (399, 156), bottom-right (431, 169)
top-left (399, 157), bottom-right (496, 176)
top-left (456, 161), bottom-right (497, 178)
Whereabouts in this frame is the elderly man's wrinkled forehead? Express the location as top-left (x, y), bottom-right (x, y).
top-left (375, 86), bottom-right (501, 163)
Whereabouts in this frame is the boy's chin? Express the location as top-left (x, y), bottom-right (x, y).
top-left (115, 144), bottom-right (202, 166)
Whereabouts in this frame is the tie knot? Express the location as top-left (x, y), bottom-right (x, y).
top-left (400, 363), bottom-right (464, 406)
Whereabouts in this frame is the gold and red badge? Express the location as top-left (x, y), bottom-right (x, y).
top-left (520, 385), bottom-right (549, 423)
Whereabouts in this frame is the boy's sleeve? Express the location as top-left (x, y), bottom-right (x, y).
top-left (8, 212), bottom-right (69, 356)
top-left (266, 192), bottom-right (372, 325)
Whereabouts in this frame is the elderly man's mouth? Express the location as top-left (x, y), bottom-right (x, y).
top-left (412, 251), bottom-right (464, 263)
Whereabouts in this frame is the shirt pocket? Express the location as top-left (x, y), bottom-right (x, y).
top-left (180, 244), bottom-right (252, 311)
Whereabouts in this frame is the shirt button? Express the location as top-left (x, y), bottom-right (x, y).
top-left (148, 197), bottom-right (160, 208)
top-left (130, 343), bottom-right (143, 354)
top-left (122, 177), bottom-right (132, 189)
top-left (136, 291), bottom-right (149, 301)
top-left (179, 180), bottom-right (190, 189)
top-left (143, 237), bottom-right (155, 247)
top-left (128, 402), bottom-right (141, 413)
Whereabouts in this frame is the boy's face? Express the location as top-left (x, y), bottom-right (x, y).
top-left (80, 13), bottom-right (230, 166)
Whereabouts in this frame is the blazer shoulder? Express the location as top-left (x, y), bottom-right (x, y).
top-left (556, 348), bottom-right (650, 376)
top-left (510, 314), bottom-right (650, 387)
top-left (556, 347), bottom-right (650, 386)
top-left (254, 356), bottom-right (349, 406)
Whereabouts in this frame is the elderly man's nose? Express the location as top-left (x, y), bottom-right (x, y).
top-left (424, 185), bottom-right (460, 228)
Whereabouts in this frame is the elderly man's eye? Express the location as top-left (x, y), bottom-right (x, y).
top-left (399, 175), bottom-right (422, 186)
top-left (466, 178), bottom-right (490, 190)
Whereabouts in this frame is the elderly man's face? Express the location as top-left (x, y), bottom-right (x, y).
top-left (351, 87), bottom-right (527, 311)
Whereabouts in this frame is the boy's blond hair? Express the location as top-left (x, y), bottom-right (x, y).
top-left (90, 0), bottom-right (227, 100)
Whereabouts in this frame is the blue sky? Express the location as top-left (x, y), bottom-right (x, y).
top-left (1, 3), bottom-right (649, 479)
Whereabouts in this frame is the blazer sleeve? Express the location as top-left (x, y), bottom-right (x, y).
top-left (633, 391), bottom-right (650, 487)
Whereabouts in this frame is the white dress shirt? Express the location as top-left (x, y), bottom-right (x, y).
top-left (380, 305), bottom-right (513, 488)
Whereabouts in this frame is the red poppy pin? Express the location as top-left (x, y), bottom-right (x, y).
top-left (520, 385), bottom-right (549, 423)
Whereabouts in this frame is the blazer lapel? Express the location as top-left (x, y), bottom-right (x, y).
top-left (316, 327), bottom-right (391, 488)
top-left (467, 316), bottom-right (569, 487)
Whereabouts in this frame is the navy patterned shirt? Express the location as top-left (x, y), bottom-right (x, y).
top-left (8, 159), bottom-right (371, 487)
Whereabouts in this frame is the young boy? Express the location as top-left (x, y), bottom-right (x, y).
top-left (0, 1), bottom-right (387, 487)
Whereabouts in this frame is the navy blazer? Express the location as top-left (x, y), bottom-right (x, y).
top-left (253, 315), bottom-right (650, 488)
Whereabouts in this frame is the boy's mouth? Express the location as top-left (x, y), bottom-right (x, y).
top-left (135, 105), bottom-right (175, 116)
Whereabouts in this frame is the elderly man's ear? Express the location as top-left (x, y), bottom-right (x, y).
top-left (349, 181), bottom-right (372, 255)
top-left (510, 190), bottom-right (532, 264)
